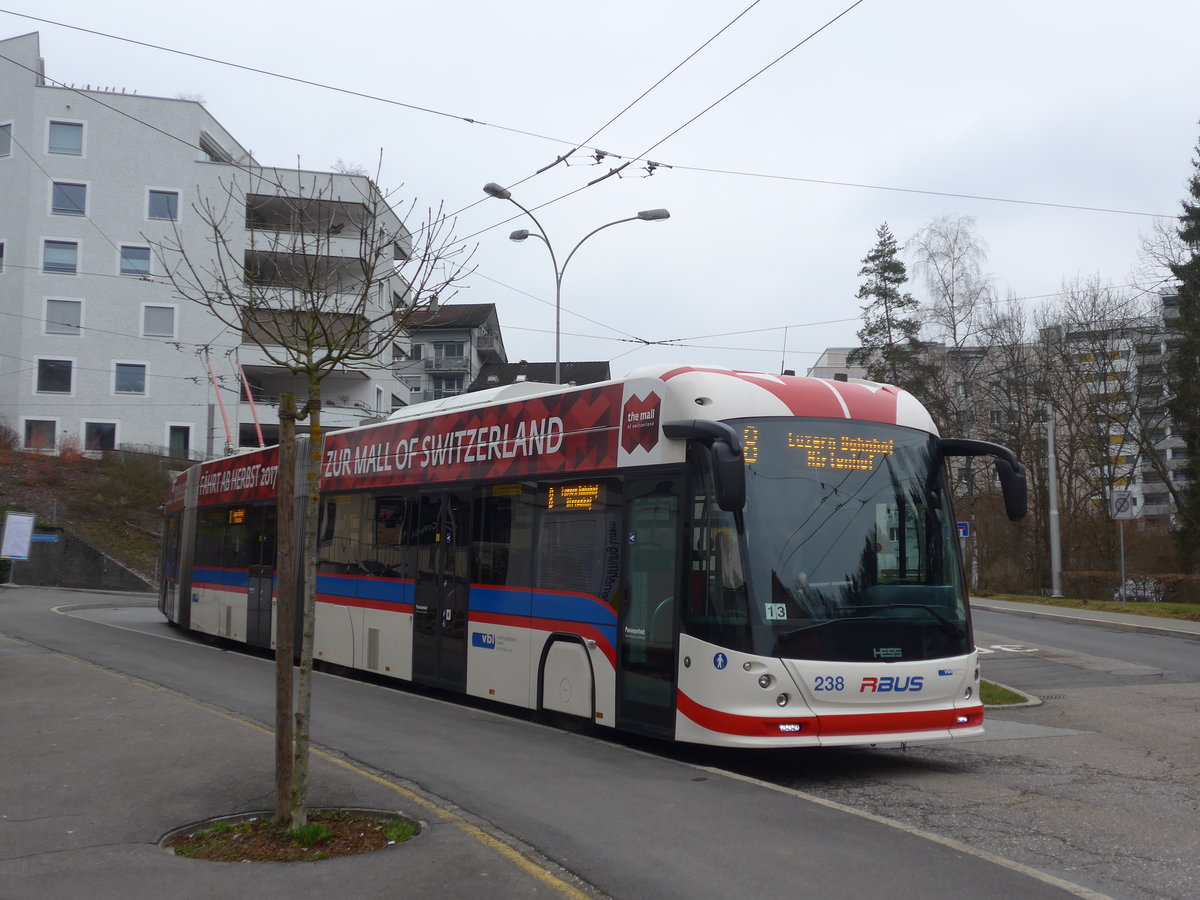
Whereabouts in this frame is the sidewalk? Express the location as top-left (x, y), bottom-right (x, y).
top-left (0, 627), bottom-right (587, 900)
top-left (972, 596), bottom-right (1200, 642)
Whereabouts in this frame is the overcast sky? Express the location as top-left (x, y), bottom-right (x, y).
top-left (6, 1), bottom-right (1198, 376)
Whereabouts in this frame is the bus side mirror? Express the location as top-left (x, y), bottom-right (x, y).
top-left (663, 419), bottom-right (746, 512)
top-left (711, 437), bottom-right (746, 513)
top-left (940, 438), bottom-right (1028, 522)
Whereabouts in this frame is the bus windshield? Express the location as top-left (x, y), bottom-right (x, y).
top-left (736, 419), bottom-right (970, 663)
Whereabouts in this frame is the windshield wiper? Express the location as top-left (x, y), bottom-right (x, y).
top-left (778, 614), bottom-right (887, 640)
top-left (834, 603), bottom-right (966, 639)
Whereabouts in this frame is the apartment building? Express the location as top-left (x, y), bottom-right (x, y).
top-left (392, 303), bottom-right (507, 405)
top-left (0, 32), bottom-right (413, 458)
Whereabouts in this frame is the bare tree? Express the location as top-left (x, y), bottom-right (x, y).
top-left (973, 301), bottom-right (1048, 591)
top-left (1034, 277), bottom-right (1162, 571)
top-left (152, 164), bottom-right (471, 828)
top-left (908, 214), bottom-right (993, 349)
top-left (905, 216), bottom-right (995, 583)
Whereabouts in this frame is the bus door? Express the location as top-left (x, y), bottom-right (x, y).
top-left (412, 489), bottom-right (471, 690)
top-left (617, 478), bottom-right (681, 737)
top-left (246, 564), bottom-right (274, 648)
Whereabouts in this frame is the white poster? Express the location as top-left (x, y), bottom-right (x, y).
top-left (1, 512), bottom-right (36, 560)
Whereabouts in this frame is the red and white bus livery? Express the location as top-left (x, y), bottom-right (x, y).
top-left (160, 365), bottom-right (1026, 747)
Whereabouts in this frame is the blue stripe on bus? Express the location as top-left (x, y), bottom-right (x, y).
top-left (531, 590), bottom-right (617, 627)
top-left (194, 567), bottom-right (249, 588)
top-left (472, 585), bottom-right (616, 627)
top-left (315, 573), bottom-right (414, 606)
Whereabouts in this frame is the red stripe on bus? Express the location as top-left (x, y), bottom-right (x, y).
top-left (677, 690), bottom-right (984, 737)
top-left (316, 594), bottom-right (414, 613)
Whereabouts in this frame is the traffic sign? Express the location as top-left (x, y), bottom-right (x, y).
top-left (1110, 490), bottom-right (1135, 520)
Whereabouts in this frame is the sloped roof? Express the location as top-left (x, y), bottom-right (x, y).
top-left (468, 360), bottom-right (611, 392)
top-left (405, 303), bottom-right (498, 330)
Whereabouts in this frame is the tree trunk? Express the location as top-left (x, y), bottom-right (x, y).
top-left (290, 381), bottom-right (323, 830)
top-left (273, 394), bottom-right (297, 823)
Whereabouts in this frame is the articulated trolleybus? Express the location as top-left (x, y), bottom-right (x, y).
top-left (161, 365), bottom-right (1026, 748)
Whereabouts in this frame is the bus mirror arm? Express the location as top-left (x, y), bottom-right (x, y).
top-left (939, 438), bottom-right (1028, 522)
top-left (664, 420), bottom-right (746, 514)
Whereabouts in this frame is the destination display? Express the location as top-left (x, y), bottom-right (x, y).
top-left (742, 424), bottom-right (895, 471)
top-left (545, 482), bottom-right (603, 512)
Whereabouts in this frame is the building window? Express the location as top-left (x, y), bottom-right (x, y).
top-left (431, 374), bottom-right (463, 399)
top-left (148, 190), bottom-right (179, 220)
top-left (0, 122), bottom-right (11, 156)
top-left (45, 299), bottom-right (82, 335)
top-left (120, 245), bottom-right (151, 276)
top-left (48, 121), bottom-right (83, 155)
top-left (36, 358), bottom-right (73, 393)
top-left (408, 344), bottom-right (422, 361)
top-left (168, 425), bottom-right (191, 458)
top-left (23, 419), bottom-right (57, 451)
top-left (43, 240), bottom-right (78, 274)
top-left (402, 376), bottom-right (422, 394)
top-left (52, 181), bottom-right (87, 216)
top-left (142, 305), bottom-right (176, 338)
top-left (114, 362), bottom-right (147, 394)
top-left (434, 342), bottom-right (465, 359)
top-left (84, 422), bottom-right (117, 452)
top-left (0, 240), bottom-right (5, 272)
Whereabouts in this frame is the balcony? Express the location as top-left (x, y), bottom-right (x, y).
top-left (425, 356), bottom-right (470, 372)
top-left (476, 333), bottom-right (505, 362)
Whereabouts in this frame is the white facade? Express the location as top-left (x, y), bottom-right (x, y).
top-left (0, 32), bottom-right (412, 458)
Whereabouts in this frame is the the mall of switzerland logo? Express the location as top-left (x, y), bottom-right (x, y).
top-left (621, 392), bottom-right (661, 453)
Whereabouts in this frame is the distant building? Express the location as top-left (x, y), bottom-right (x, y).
top-left (819, 289), bottom-right (1190, 526)
top-left (0, 32), bottom-right (413, 457)
top-left (392, 303), bottom-right (508, 405)
top-left (469, 360), bottom-right (611, 392)
top-left (805, 347), bottom-right (867, 380)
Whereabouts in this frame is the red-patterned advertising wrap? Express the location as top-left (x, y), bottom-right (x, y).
top-left (195, 447), bottom-right (280, 508)
top-left (322, 385), bottom-right (630, 492)
top-left (165, 472), bottom-right (188, 514)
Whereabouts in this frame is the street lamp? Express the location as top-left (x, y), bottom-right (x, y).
top-left (483, 182), bottom-right (669, 385)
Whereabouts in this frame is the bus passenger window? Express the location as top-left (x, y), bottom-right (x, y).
top-left (472, 485), bottom-right (534, 588)
top-left (535, 479), bottom-right (621, 609)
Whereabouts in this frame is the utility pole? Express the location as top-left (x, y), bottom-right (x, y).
top-left (1046, 402), bottom-right (1063, 597)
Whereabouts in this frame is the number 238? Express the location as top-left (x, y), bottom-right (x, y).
top-left (813, 676), bottom-right (845, 692)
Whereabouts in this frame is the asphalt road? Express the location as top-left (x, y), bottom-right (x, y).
top-left (0, 587), bottom-right (1102, 900)
top-left (714, 609), bottom-right (1200, 900)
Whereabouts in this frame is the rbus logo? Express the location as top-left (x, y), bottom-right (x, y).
top-left (859, 676), bottom-right (924, 693)
top-left (621, 392), bottom-right (661, 454)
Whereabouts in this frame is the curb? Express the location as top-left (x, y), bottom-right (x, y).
top-left (971, 601), bottom-right (1200, 644)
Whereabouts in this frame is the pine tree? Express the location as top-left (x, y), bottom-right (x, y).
top-left (1167, 132), bottom-right (1200, 571)
top-left (847, 223), bottom-right (932, 396)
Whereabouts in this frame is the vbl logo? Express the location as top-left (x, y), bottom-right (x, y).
top-left (859, 676), bottom-right (924, 693)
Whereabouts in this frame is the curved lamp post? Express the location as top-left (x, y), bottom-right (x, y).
top-left (483, 182), bottom-right (669, 385)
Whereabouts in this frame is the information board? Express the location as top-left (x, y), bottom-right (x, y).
top-left (1, 512), bottom-right (36, 560)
